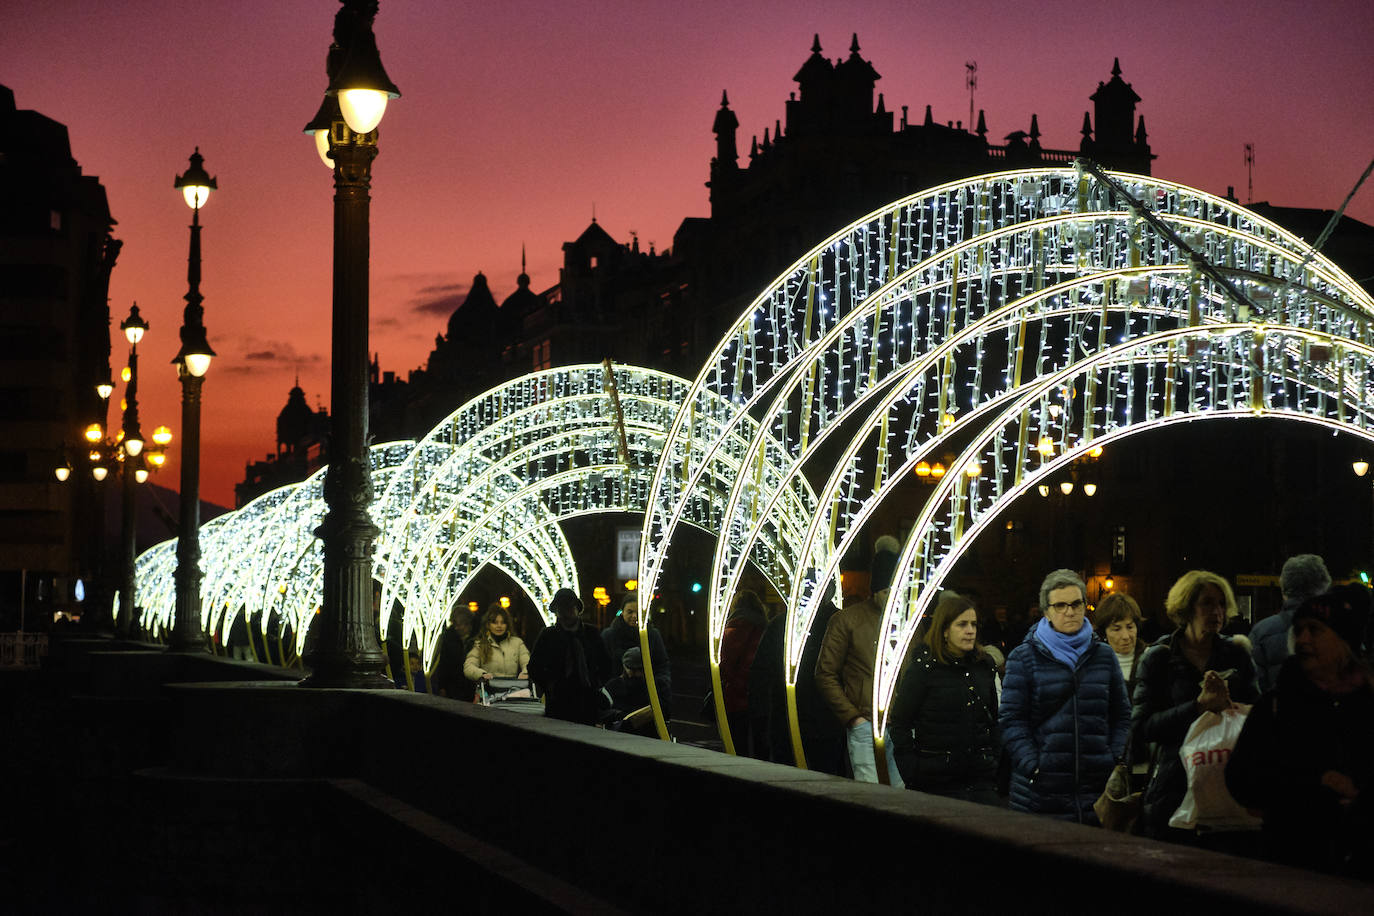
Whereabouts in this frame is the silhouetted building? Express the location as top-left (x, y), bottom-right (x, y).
top-left (0, 84), bottom-right (120, 625)
top-left (235, 380), bottom-right (330, 507)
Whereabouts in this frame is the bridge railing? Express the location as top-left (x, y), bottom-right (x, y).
top-left (0, 633), bottom-right (49, 668)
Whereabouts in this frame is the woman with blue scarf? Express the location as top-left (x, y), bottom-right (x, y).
top-left (999, 569), bottom-right (1132, 823)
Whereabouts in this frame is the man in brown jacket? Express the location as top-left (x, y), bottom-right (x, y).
top-left (815, 535), bottom-right (905, 786)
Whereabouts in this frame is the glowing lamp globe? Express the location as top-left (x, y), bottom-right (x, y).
top-left (1355, 460), bottom-right (1370, 477)
top-left (303, 94), bottom-right (342, 169)
top-left (184, 353), bottom-right (213, 377)
top-left (124, 436), bottom-right (144, 457)
top-left (152, 426), bottom-right (173, 446)
top-left (1059, 481), bottom-right (1074, 495)
top-left (121, 304), bottom-right (149, 345)
top-left (135, 467), bottom-right (149, 484)
top-left (55, 464), bottom-right (71, 482)
top-left (174, 148), bottom-right (217, 210)
top-left (92, 466), bottom-right (108, 481)
top-left (1083, 482), bottom-right (1098, 496)
top-left (338, 89), bottom-right (388, 133)
top-left (84, 423), bottom-right (103, 443)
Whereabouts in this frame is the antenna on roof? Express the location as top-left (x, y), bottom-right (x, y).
top-left (965, 61), bottom-right (978, 134)
top-left (1244, 143), bottom-right (1255, 203)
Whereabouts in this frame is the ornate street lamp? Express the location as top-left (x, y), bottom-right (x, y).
top-left (300, 0), bottom-right (400, 687)
top-left (116, 303), bottom-right (148, 638)
top-left (169, 148), bottom-right (218, 652)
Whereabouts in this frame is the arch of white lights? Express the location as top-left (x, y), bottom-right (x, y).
top-left (638, 164), bottom-right (1374, 766)
top-left (136, 364), bottom-right (828, 726)
top-left (373, 364), bottom-right (828, 732)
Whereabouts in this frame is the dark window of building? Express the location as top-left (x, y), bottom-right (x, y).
top-left (0, 510), bottom-right (63, 544)
top-left (0, 386), bottom-right (62, 419)
top-left (0, 450), bottom-right (27, 482)
top-left (0, 264), bottom-right (67, 300)
top-left (0, 326), bottom-right (66, 360)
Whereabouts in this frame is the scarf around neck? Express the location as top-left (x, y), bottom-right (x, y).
top-left (1035, 615), bottom-right (1093, 668)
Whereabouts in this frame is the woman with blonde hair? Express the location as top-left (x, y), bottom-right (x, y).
top-left (889, 593), bottom-right (1002, 804)
top-left (464, 602), bottom-right (530, 685)
top-left (1131, 570), bottom-right (1259, 842)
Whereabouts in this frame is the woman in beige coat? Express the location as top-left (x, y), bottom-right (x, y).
top-left (464, 605), bottom-right (530, 684)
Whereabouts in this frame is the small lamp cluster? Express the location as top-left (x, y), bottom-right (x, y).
top-left (57, 304), bottom-right (173, 484)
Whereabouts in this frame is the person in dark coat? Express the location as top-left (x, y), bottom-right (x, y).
top-left (599, 647), bottom-right (657, 737)
top-left (1227, 585), bottom-right (1374, 880)
top-left (752, 597), bottom-right (847, 775)
top-left (1132, 570), bottom-right (1260, 844)
top-left (890, 593), bottom-right (1002, 804)
top-left (999, 569), bottom-right (1131, 823)
top-left (720, 590), bottom-right (769, 758)
top-left (1250, 554), bottom-right (1331, 692)
top-left (601, 596), bottom-right (671, 703)
top-left (528, 589), bottom-right (614, 725)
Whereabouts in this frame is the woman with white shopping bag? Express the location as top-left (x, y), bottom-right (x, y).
top-left (1227, 586), bottom-right (1374, 880)
top-left (1131, 570), bottom-right (1259, 845)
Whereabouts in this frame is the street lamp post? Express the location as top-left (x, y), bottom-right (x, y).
top-left (116, 304), bottom-right (149, 638)
top-left (300, 0), bottom-right (399, 687)
top-left (169, 149), bottom-right (217, 653)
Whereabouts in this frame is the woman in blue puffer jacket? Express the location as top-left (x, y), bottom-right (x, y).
top-left (999, 569), bottom-right (1132, 823)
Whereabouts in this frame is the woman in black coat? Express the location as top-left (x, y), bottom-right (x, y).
top-left (1131, 570), bottom-right (1259, 844)
top-left (889, 593), bottom-right (1002, 805)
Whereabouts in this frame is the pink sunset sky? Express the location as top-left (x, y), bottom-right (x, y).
top-left (4, 0), bottom-right (1372, 506)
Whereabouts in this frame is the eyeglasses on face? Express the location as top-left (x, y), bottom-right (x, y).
top-left (1048, 599), bottom-right (1085, 613)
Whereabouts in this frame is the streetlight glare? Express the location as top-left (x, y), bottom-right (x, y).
top-left (152, 426), bottom-right (173, 446)
top-left (183, 353), bottom-right (212, 377)
top-left (338, 89), bottom-right (388, 133)
top-left (313, 129), bottom-right (333, 169)
top-left (181, 185), bottom-right (211, 210)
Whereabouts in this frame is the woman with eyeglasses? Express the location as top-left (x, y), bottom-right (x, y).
top-left (999, 568), bottom-right (1131, 822)
top-left (1131, 570), bottom-right (1259, 843)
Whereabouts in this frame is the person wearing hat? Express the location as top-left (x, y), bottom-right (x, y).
top-left (528, 588), bottom-right (614, 725)
top-left (598, 647), bottom-right (656, 735)
top-left (815, 535), bottom-right (906, 786)
top-left (1227, 584), bottom-right (1374, 879)
top-left (1251, 554), bottom-right (1331, 692)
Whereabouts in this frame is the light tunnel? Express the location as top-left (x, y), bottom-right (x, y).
top-left (136, 165), bottom-right (1373, 768)
top-left (638, 164), bottom-right (1372, 765)
top-left (135, 362), bottom-right (830, 729)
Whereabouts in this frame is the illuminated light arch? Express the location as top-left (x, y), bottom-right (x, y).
top-left (131, 538), bottom-right (179, 639)
top-left (376, 365), bottom-right (827, 710)
top-left (136, 364), bottom-right (827, 732)
top-left (873, 324), bottom-right (1374, 736)
top-left (640, 164), bottom-right (1373, 762)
